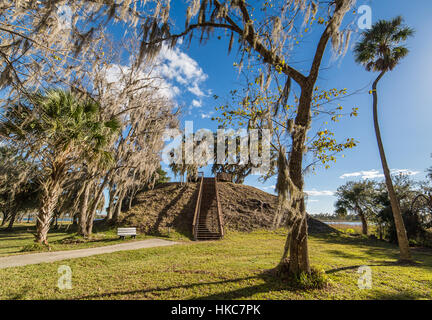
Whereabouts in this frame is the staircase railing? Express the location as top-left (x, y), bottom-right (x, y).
top-left (192, 172), bottom-right (204, 240)
top-left (214, 177), bottom-right (224, 238)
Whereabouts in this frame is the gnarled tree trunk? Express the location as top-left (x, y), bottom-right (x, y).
top-left (78, 181), bottom-right (91, 237)
top-left (36, 178), bottom-right (62, 244)
top-left (105, 190), bottom-right (117, 222)
top-left (358, 210), bottom-right (368, 235)
top-left (6, 211), bottom-right (17, 231)
top-left (278, 0), bottom-right (352, 276)
top-left (112, 189), bottom-right (126, 224)
top-left (85, 173), bottom-right (110, 236)
top-left (281, 86), bottom-right (313, 275)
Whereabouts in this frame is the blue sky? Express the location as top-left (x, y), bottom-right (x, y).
top-left (109, 0), bottom-right (432, 214)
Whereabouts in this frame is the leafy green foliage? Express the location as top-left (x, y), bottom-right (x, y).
top-left (354, 16), bottom-right (414, 72)
top-left (212, 82), bottom-right (359, 174)
top-left (335, 181), bottom-right (376, 220)
top-left (1, 89), bottom-right (119, 167)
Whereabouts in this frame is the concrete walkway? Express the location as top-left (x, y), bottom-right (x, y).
top-left (0, 239), bottom-right (178, 269)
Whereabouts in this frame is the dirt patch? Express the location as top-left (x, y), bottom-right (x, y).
top-left (119, 182), bottom-right (338, 237)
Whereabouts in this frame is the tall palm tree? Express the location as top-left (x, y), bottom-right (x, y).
top-left (354, 16), bottom-right (414, 261)
top-left (1, 89), bottom-right (119, 244)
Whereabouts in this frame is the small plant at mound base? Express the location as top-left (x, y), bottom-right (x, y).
top-left (59, 235), bottom-right (87, 244)
top-left (59, 233), bottom-right (107, 244)
top-left (275, 260), bottom-right (330, 290)
top-left (20, 243), bottom-right (52, 253)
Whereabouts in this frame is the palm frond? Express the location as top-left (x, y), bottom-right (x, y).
top-left (354, 16), bottom-right (414, 72)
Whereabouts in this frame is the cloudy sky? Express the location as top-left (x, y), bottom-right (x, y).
top-left (112, 0), bottom-right (432, 214)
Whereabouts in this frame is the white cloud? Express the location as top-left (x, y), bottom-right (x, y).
top-left (340, 169), bottom-right (383, 179)
top-left (305, 190), bottom-right (335, 196)
top-left (261, 185), bottom-right (275, 191)
top-left (192, 99), bottom-right (202, 108)
top-left (188, 83), bottom-right (206, 97)
top-left (102, 44), bottom-right (209, 104)
top-left (105, 64), bottom-right (123, 84)
top-left (391, 169), bottom-right (421, 176)
top-left (308, 199), bottom-right (319, 203)
top-left (257, 186), bottom-right (333, 197)
top-left (340, 169), bottom-right (420, 180)
top-left (155, 45), bottom-right (208, 99)
top-left (103, 63), bottom-right (177, 102)
top-left (200, 111), bottom-right (214, 119)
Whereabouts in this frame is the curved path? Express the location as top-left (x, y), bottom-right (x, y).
top-left (0, 239), bottom-right (178, 269)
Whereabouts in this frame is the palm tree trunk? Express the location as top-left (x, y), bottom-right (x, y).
top-left (358, 209), bottom-right (368, 235)
top-left (78, 181), bottom-right (91, 237)
top-left (372, 71), bottom-right (412, 261)
top-left (36, 179), bottom-right (62, 244)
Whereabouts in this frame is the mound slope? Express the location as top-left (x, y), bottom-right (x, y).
top-left (119, 182), bottom-right (337, 237)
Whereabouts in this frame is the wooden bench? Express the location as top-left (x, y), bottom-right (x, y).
top-left (117, 227), bottom-right (137, 239)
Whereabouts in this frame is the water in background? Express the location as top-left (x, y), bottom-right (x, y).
top-left (323, 221), bottom-right (362, 226)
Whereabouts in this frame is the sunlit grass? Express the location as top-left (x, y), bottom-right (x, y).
top-left (0, 223), bottom-right (158, 257)
top-left (1, 228), bottom-right (431, 300)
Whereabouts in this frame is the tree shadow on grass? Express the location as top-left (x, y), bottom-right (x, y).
top-left (78, 275), bottom-right (259, 299)
top-left (0, 225), bottom-right (35, 239)
top-left (77, 271), bottom-right (305, 300)
top-left (52, 235), bottom-right (121, 245)
top-left (371, 290), bottom-right (428, 300)
top-left (325, 249), bottom-right (366, 260)
top-left (9, 286), bottom-right (32, 300)
top-left (325, 260), bottom-right (412, 274)
top-left (313, 232), bottom-right (432, 264)
top-left (312, 232), bottom-right (391, 249)
top-left (195, 271), bottom-right (304, 300)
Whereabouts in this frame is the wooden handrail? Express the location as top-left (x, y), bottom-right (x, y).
top-left (192, 175), bottom-right (204, 240)
top-left (214, 177), bottom-right (224, 238)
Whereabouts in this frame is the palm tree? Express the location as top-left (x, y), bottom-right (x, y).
top-left (1, 89), bottom-right (119, 244)
top-left (354, 16), bottom-right (414, 261)
top-left (335, 181), bottom-right (375, 235)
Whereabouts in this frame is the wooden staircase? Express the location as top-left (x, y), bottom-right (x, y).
top-left (192, 175), bottom-right (224, 241)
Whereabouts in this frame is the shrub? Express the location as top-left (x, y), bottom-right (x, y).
top-left (277, 262), bottom-right (330, 290)
top-left (20, 243), bottom-right (51, 252)
top-left (292, 267), bottom-right (329, 289)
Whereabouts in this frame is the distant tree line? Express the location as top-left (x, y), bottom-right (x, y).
top-left (335, 173), bottom-right (432, 247)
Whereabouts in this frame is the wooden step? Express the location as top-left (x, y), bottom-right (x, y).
top-left (197, 235), bottom-right (220, 238)
top-left (193, 177), bottom-right (223, 241)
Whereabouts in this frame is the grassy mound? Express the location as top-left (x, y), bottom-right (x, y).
top-left (119, 182), bottom-right (338, 237)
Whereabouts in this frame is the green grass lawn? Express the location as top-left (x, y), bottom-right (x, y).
top-left (0, 223), bottom-right (166, 257)
top-left (0, 228), bottom-right (431, 300)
